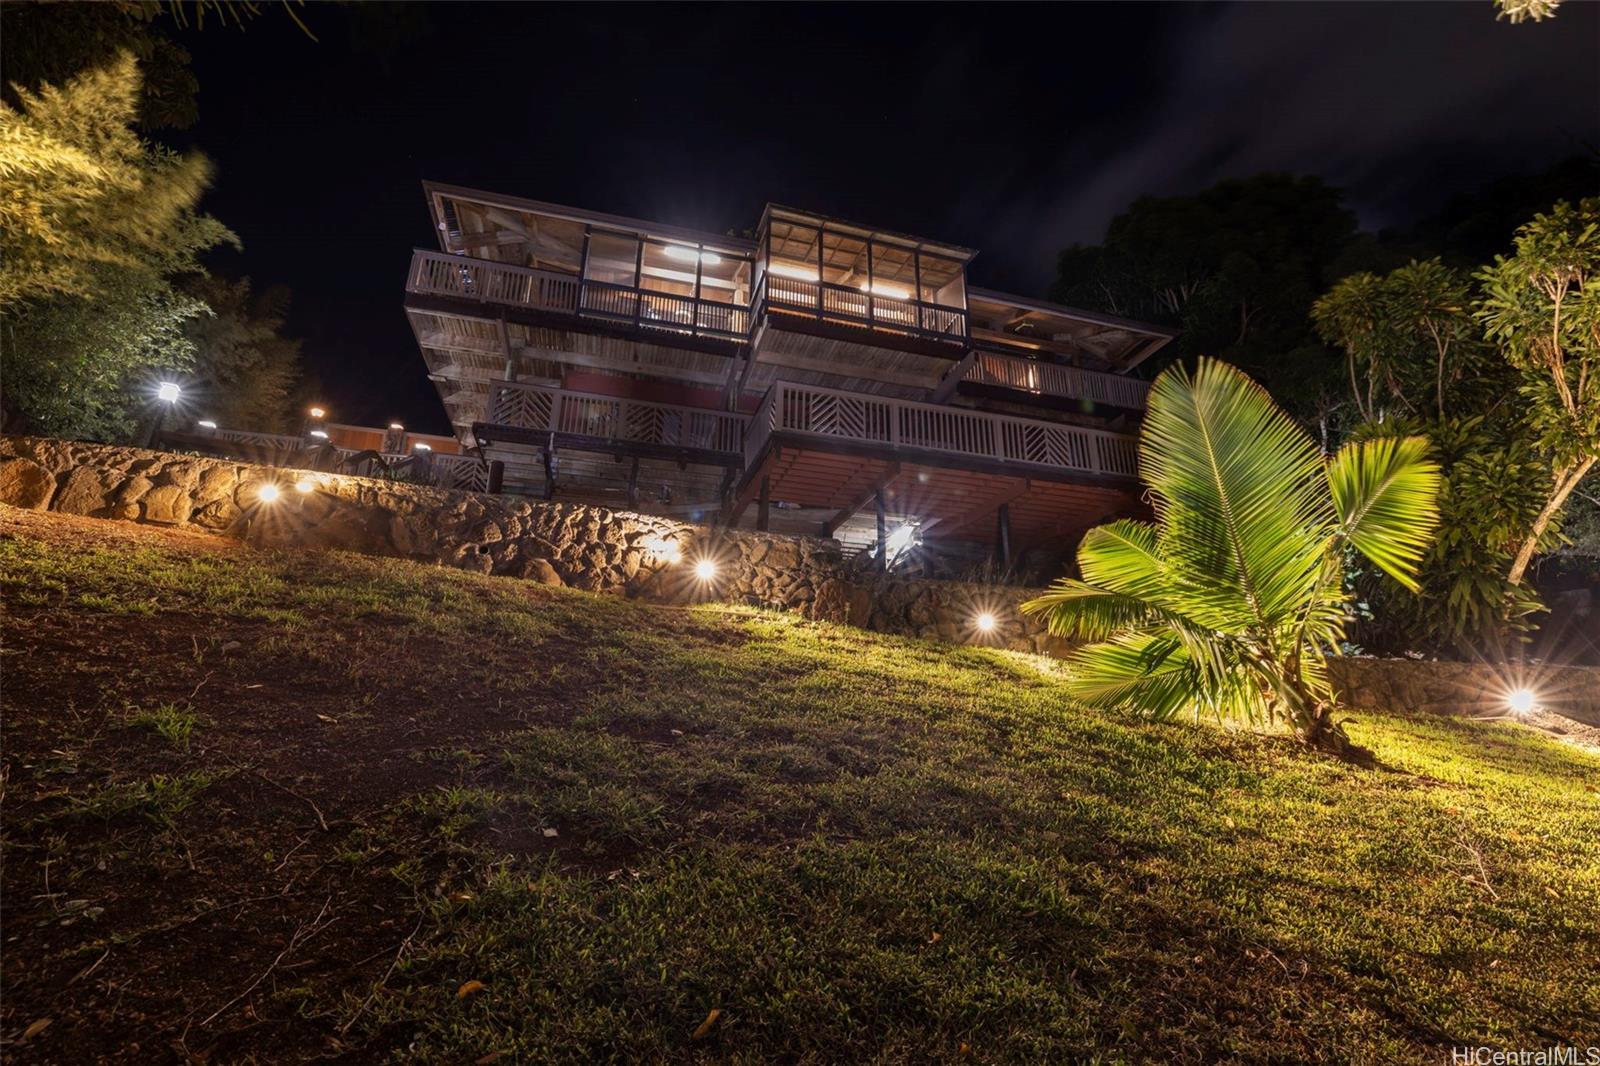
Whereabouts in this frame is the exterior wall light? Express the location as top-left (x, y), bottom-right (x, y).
top-left (1507, 688), bottom-right (1537, 717)
top-left (309, 430), bottom-right (329, 439)
top-left (257, 483), bottom-right (281, 503)
top-left (975, 612), bottom-right (997, 633)
top-left (197, 420), bottom-right (218, 430)
top-left (308, 406), bottom-right (326, 419)
top-left (294, 478), bottom-right (315, 494)
top-left (694, 559), bottom-right (718, 581)
top-left (156, 382), bottom-right (182, 403)
top-left (413, 442), bottom-right (432, 452)
top-left (389, 423), bottom-right (404, 431)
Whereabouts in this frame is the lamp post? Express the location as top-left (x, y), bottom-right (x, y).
top-left (146, 382), bottom-right (182, 447)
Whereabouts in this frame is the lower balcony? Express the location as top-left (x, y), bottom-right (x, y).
top-left (474, 381), bottom-right (746, 467)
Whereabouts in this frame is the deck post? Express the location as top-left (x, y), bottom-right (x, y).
top-left (756, 475), bottom-right (771, 532)
top-left (875, 489), bottom-right (888, 573)
top-left (626, 456), bottom-right (640, 509)
top-left (996, 503), bottom-right (1012, 569)
top-left (487, 460), bottom-right (505, 495)
top-left (541, 446), bottom-right (557, 501)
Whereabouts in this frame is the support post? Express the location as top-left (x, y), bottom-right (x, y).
top-left (875, 489), bottom-right (888, 573)
top-left (487, 459), bottom-right (505, 495)
top-left (626, 456), bottom-right (640, 510)
top-left (542, 446), bottom-right (557, 501)
top-left (756, 475), bottom-right (771, 533)
top-left (996, 503), bottom-right (1012, 570)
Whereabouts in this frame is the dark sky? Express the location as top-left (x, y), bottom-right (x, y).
top-left (175, 2), bottom-right (1599, 434)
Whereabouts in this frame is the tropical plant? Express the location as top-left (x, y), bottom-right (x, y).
top-left (1475, 198), bottom-right (1600, 586)
top-left (1023, 358), bottom-right (1440, 752)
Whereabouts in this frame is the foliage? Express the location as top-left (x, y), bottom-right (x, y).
top-left (0, 53), bottom-right (234, 440)
top-left (1023, 359), bottom-right (1440, 751)
top-left (182, 276), bottom-right (304, 432)
top-left (1494, 0), bottom-right (1562, 24)
top-left (1476, 198), bottom-right (1600, 583)
top-left (1051, 174), bottom-right (1360, 420)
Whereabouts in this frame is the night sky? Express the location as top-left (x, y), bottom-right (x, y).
top-left (173, 2), bottom-right (1599, 434)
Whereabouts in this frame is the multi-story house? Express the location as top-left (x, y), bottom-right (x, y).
top-left (403, 182), bottom-right (1176, 571)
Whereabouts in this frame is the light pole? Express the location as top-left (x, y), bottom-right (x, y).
top-left (146, 382), bottom-right (182, 447)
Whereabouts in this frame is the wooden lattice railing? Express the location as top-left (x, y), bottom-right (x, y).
top-left (487, 381), bottom-right (746, 455)
top-left (744, 381), bottom-right (1139, 480)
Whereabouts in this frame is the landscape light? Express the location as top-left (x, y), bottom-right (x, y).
top-left (256, 483), bottom-right (280, 503)
top-left (1507, 688), bottom-right (1537, 717)
top-left (308, 406), bottom-right (326, 419)
top-left (156, 381), bottom-right (182, 403)
top-left (885, 523), bottom-right (917, 562)
top-left (309, 429), bottom-right (329, 439)
top-left (197, 420), bottom-right (217, 430)
top-left (693, 559), bottom-right (717, 581)
top-left (975, 612), bottom-right (997, 633)
top-left (643, 535), bottom-right (682, 563)
top-left (294, 478), bottom-right (314, 494)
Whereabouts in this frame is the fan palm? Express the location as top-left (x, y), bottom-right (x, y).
top-left (1023, 358), bottom-right (1441, 752)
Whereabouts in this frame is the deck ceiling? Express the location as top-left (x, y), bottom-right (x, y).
top-left (739, 446), bottom-right (1141, 551)
top-left (967, 290), bottom-right (1177, 372)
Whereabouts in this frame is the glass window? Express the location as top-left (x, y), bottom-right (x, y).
top-left (918, 251), bottom-right (966, 309)
top-left (640, 241), bottom-right (699, 298)
top-left (583, 231), bottom-right (639, 287)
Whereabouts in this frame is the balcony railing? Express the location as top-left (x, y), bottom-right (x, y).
top-left (964, 351), bottom-right (1150, 409)
top-left (486, 380), bottom-right (746, 455)
top-left (745, 381), bottom-right (1139, 480)
top-left (407, 250), bottom-right (749, 341)
top-left (757, 274), bottom-right (968, 346)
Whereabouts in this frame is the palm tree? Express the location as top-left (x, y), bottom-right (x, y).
top-left (1023, 358), bottom-right (1441, 752)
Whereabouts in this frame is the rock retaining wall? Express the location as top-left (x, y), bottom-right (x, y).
top-left (1328, 657), bottom-right (1600, 726)
top-left (0, 436), bottom-right (1056, 649)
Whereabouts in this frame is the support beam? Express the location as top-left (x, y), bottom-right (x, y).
top-left (821, 463), bottom-right (901, 538)
top-left (487, 459), bottom-right (506, 495)
top-left (928, 350), bottom-right (979, 404)
top-left (875, 490), bottom-right (888, 573)
top-left (756, 475), bottom-right (771, 532)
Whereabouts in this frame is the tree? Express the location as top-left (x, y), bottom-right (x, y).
top-left (182, 277), bottom-right (304, 432)
top-left (0, 53), bottom-right (234, 439)
top-left (1023, 359), bottom-right (1440, 752)
top-left (1051, 175), bottom-right (1361, 421)
top-left (1477, 199), bottom-right (1600, 585)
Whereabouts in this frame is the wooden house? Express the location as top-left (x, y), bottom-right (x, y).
top-left (404, 182), bottom-right (1177, 569)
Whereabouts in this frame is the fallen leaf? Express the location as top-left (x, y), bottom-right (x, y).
top-left (316, 714), bottom-right (337, 724)
top-left (1223, 817), bottom-right (1236, 830)
top-left (23, 1018), bottom-right (51, 1040)
top-left (475, 1053), bottom-right (502, 1064)
top-left (542, 828), bottom-right (559, 838)
top-left (450, 891), bottom-right (475, 903)
top-left (457, 980), bottom-right (487, 1000)
top-left (928, 931), bottom-right (942, 944)
top-left (690, 1007), bottom-right (721, 1041)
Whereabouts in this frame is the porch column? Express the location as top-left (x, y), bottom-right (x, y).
top-left (996, 503), bottom-right (1012, 569)
top-left (756, 475), bottom-right (771, 532)
top-left (875, 489), bottom-right (888, 573)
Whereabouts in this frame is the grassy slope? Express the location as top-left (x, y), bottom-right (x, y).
top-left (1, 508), bottom-right (1596, 1064)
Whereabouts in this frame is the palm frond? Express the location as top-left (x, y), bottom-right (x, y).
top-left (1142, 359), bottom-right (1332, 631)
top-left (1074, 519), bottom-right (1164, 596)
top-left (1327, 435), bottom-right (1442, 593)
top-left (1021, 581), bottom-right (1161, 640)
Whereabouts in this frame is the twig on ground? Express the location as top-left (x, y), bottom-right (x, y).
top-left (247, 768), bottom-right (330, 832)
top-left (339, 912), bottom-right (427, 1036)
top-left (197, 896), bottom-right (336, 1028)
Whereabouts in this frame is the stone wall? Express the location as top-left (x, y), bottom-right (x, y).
top-left (1327, 656), bottom-right (1600, 726)
top-left (0, 436), bottom-right (1047, 647)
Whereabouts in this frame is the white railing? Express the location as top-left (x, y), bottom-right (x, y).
top-left (746, 381), bottom-right (1139, 480)
top-left (408, 249), bottom-right (580, 315)
top-left (965, 352), bottom-right (1150, 409)
top-left (408, 250), bottom-right (750, 340)
top-left (760, 274), bottom-right (967, 345)
top-left (487, 380), bottom-right (746, 455)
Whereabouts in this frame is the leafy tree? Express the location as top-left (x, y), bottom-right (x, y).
top-left (0, 53), bottom-right (234, 439)
top-left (1477, 199), bottom-right (1600, 585)
top-left (1051, 175), bottom-right (1361, 420)
top-left (182, 276), bottom-right (304, 432)
top-left (1022, 359), bottom-right (1440, 753)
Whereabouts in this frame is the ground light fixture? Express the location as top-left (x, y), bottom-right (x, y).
top-left (294, 478), bottom-right (315, 494)
top-left (975, 612), bottom-right (997, 633)
top-left (694, 558), bottom-right (718, 581)
top-left (256, 483), bottom-right (281, 503)
top-left (1507, 687), bottom-right (1537, 717)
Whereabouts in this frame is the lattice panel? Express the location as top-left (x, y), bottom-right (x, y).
top-left (490, 385), bottom-right (554, 430)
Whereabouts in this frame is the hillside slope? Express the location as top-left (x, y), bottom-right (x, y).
top-left (1, 507), bottom-right (1596, 1063)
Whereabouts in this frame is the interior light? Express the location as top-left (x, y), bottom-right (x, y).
top-left (663, 245), bottom-right (722, 266)
top-left (309, 430), bottom-right (329, 439)
top-left (693, 559), bottom-right (717, 581)
top-left (256, 483), bottom-right (280, 503)
top-left (975, 612), bottom-right (997, 633)
top-left (1507, 688), bottom-right (1537, 717)
top-left (308, 406), bottom-right (326, 419)
top-left (156, 382), bottom-right (181, 403)
top-left (294, 478), bottom-right (314, 494)
top-left (767, 262), bottom-right (820, 281)
top-left (858, 281), bottom-right (913, 299)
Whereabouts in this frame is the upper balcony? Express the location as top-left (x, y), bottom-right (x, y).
top-left (961, 351), bottom-right (1150, 411)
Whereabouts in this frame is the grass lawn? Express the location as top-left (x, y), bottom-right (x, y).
top-left (1, 507), bottom-right (1597, 1063)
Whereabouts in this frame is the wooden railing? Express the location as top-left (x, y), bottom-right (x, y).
top-left (758, 274), bottom-right (968, 346)
top-left (745, 381), bottom-right (1139, 480)
top-left (212, 428), bottom-right (307, 451)
top-left (408, 250), bottom-right (748, 341)
top-left (424, 452), bottom-right (488, 492)
top-left (487, 380), bottom-right (746, 455)
top-left (965, 351), bottom-right (1150, 410)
